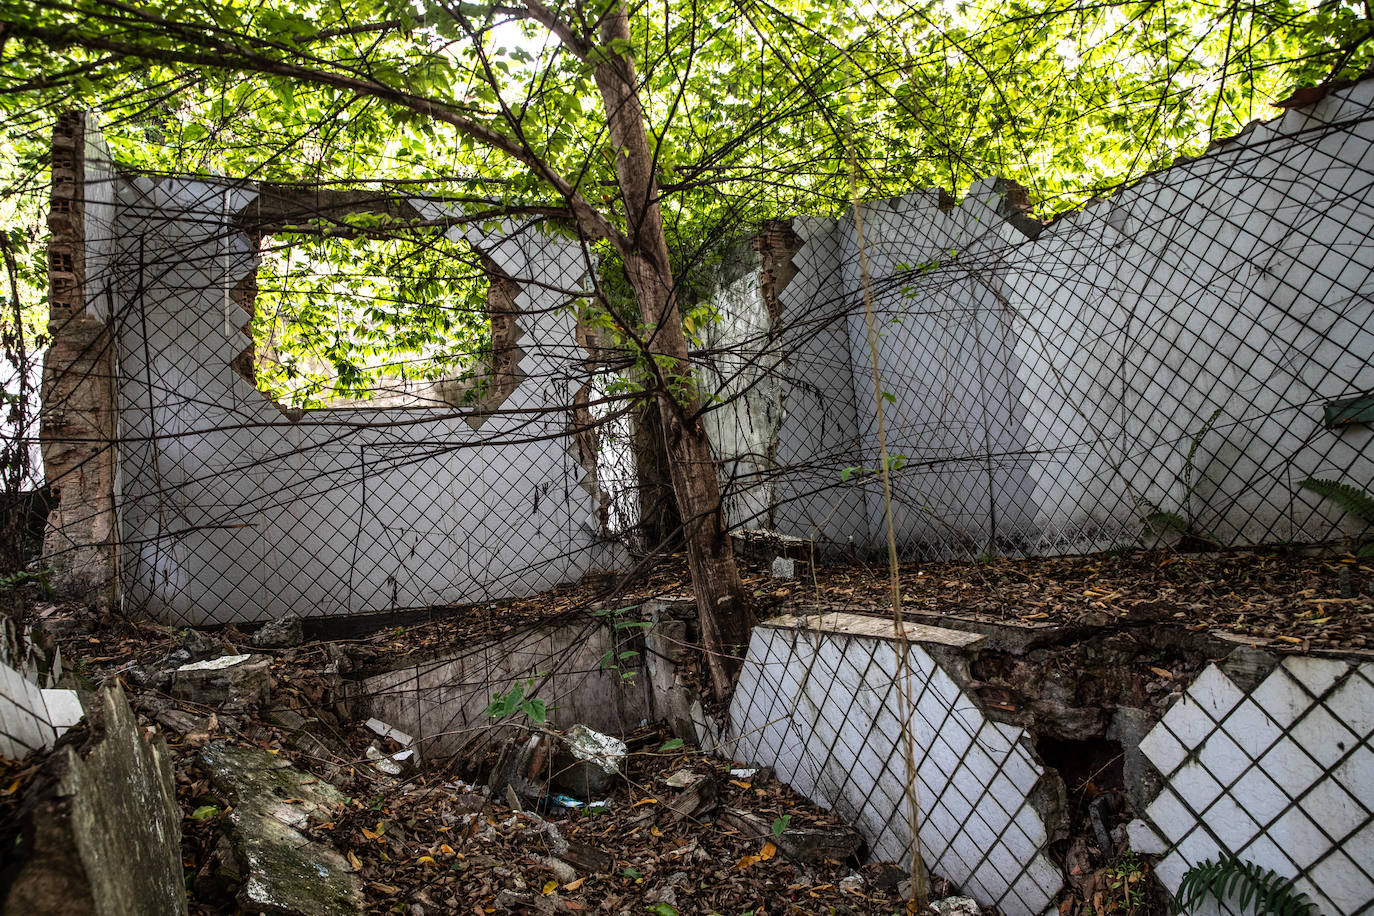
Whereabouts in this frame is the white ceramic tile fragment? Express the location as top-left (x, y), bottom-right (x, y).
top-left (41, 689), bottom-right (85, 736)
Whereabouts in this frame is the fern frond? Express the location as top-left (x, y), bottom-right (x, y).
top-left (1300, 477), bottom-right (1374, 525)
top-left (1146, 510), bottom-right (1189, 534)
top-left (1175, 856), bottom-right (1317, 916)
top-left (1184, 407), bottom-right (1225, 497)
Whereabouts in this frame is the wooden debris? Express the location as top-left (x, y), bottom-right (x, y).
top-left (717, 806), bottom-right (862, 863)
top-left (665, 773), bottom-right (718, 824)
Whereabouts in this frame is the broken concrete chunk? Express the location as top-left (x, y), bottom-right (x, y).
top-left (663, 768), bottom-right (699, 788)
top-left (365, 717), bottom-right (417, 750)
top-left (201, 742), bottom-right (363, 916)
top-left (155, 707), bottom-right (216, 744)
top-left (666, 774), bottom-right (718, 824)
top-left (172, 654), bottom-right (271, 709)
top-left (253, 613), bottom-right (304, 649)
top-left (771, 556), bottom-right (796, 578)
top-left (929, 896), bottom-right (980, 916)
top-left (542, 856), bottom-right (578, 885)
top-left (552, 724), bottom-right (625, 797)
top-left (268, 706), bottom-right (347, 770)
top-left (488, 733), bottom-right (554, 804)
top-left (269, 705), bottom-right (312, 731)
top-left (181, 627), bottom-right (231, 661)
top-left (2, 683), bottom-right (187, 916)
top-left (366, 742), bottom-right (418, 777)
top-left (538, 821), bottom-right (614, 874)
top-left (180, 653), bottom-right (252, 671)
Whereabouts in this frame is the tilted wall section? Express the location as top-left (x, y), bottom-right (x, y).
top-left (88, 163), bottom-right (618, 625)
top-left (708, 81), bottom-right (1374, 557)
top-left (728, 615), bottom-right (1064, 916)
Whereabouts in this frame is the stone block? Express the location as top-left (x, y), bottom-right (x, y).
top-left (201, 742), bottom-right (362, 916)
top-left (172, 654), bottom-right (271, 709)
top-left (253, 613), bottom-right (304, 649)
top-left (2, 683), bottom-right (186, 916)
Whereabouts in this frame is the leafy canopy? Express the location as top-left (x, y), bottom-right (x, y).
top-left (1, 0), bottom-right (1369, 397)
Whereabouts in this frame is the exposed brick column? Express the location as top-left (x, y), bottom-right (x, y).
top-left (40, 112), bottom-right (119, 603)
top-left (752, 219), bottom-right (803, 326)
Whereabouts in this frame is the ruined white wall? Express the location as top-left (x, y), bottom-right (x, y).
top-left (107, 177), bottom-right (620, 624)
top-left (709, 217), bottom-right (873, 551)
top-left (731, 81), bottom-right (1374, 556)
top-left (728, 615), bottom-right (1063, 916)
top-left (350, 618), bottom-right (655, 759)
top-left (699, 247), bottom-right (785, 530)
top-left (1129, 657), bottom-right (1374, 915)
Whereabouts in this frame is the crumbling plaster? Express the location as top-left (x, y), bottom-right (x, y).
top-left (39, 113), bottom-right (120, 600)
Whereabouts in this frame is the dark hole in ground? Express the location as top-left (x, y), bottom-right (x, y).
top-left (1037, 734), bottom-right (1128, 859)
top-left (1037, 736), bottom-right (1125, 800)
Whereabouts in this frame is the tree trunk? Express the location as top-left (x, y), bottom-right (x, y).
top-left (592, 5), bottom-right (752, 699)
top-left (630, 394), bottom-right (682, 553)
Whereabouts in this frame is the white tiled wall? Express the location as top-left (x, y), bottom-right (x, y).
top-left (714, 80), bottom-right (1374, 557)
top-left (0, 660), bottom-right (80, 759)
top-left (1129, 658), bottom-right (1374, 915)
top-left (727, 620), bottom-right (1062, 915)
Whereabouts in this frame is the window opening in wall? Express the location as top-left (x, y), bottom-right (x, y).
top-left (237, 210), bottom-right (520, 411)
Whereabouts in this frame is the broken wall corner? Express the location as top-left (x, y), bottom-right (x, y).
top-left (39, 111), bottom-right (119, 605)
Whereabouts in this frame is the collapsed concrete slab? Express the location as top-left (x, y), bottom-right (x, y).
top-left (200, 742), bottom-right (363, 916)
top-left (172, 654), bottom-right (272, 709)
top-left (1, 683), bottom-right (186, 916)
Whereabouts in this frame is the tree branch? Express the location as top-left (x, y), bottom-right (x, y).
top-left (4, 12), bottom-right (629, 249)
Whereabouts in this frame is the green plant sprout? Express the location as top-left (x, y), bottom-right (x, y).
top-left (1143, 406), bottom-right (1224, 547)
top-left (484, 678), bottom-right (547, 725)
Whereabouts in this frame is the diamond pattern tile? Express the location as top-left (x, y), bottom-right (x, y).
top-left (1132, 659), bottom-right (1374, 914)
top-left (729, 619), bottom-right (1062, 915)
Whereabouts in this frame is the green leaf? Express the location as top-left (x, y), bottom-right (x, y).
top-left (771, 814), bottom-right (791, 836)
top-left (613, 620), bottom-right (652, 631)
top-left (658, 737), bottom-right (684, 752)
top-left (191, 805), bottom-right (220, 819)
